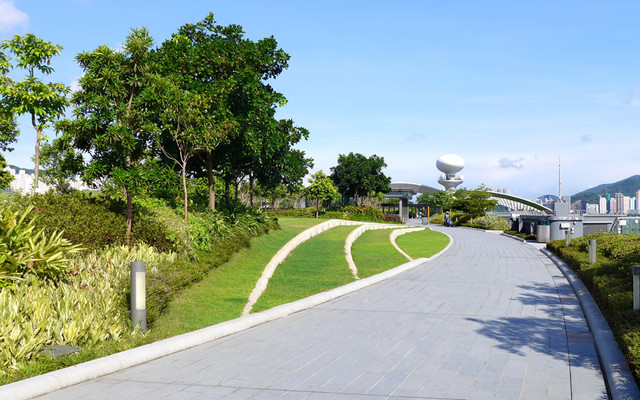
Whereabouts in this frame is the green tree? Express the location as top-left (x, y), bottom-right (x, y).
top-left (55, 28), bottom-right (158, 243)
top-left (0, 33), bottom-right (68, 188)
top-left (155, 13), bottom-right (289, 211)
top-left (417, 190), bottom-right (454, 211)
top-left (453, 185), bottom-right (497, 217)
top-left (330, 152), bottom-right (391, 206)
top-left (305, 171), bottom-right (340, 218)
top-left (153, 78), bottom-right (229, 221)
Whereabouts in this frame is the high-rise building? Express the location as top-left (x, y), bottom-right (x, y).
top-left (599, 196), bottom-right (607, 214)
top-left (610, 198), bottom-right (618, 214)
top-left (636, 190), bottom-right (640, 211)
top-left (623, 195), bottom-right (632, 214)
top-left (615, 193), bottom-right (625, 214)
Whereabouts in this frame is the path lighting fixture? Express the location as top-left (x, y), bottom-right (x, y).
top-left (130, 261), bottom-right (147, 331)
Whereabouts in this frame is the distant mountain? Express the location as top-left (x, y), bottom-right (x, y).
top-left (8, 165), bottom-right (36, 175)
top-left (537, 194), bottom-right (559, 202)
top-left (571, 175), bottom-right (640, 204)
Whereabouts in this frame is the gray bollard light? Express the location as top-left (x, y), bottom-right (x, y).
top-left (565, 230), bottom-right (571, 247)
top-left (634, 265), bottom-right (640, 312)
top-left (130, 261), bottom-right (147, 331)
top-left (588, 239), bottom-right (596, 264)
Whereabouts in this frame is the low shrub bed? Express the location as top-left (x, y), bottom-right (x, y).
top-left (547, 233), bottom-right (640, 385)
top-left (268, 205), bottom-right (396, 223)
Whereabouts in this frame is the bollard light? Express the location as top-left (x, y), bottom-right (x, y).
top-left (634, 266), bottom-right (640, 312)
top-left (565, 230), bottom-right (571, 247)
top-left (588, 239), bottom-right (596, 264)
top-left (130, 261), bottom-right (147, 331)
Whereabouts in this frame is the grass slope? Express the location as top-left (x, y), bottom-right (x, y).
top-left (395, 228), bottom-right (450, 259)
top-left (352, 228), bottom-right (408, 278)
top-left (251, 225), bottom-right (358, 312)
top-left (150, 218), bottom-right (320, 338)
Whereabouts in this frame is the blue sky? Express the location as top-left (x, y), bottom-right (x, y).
top-left (2, 0), bottom-right (640, 199)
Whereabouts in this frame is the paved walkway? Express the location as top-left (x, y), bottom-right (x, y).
top-left (35, 226), bottom-right (608, 399)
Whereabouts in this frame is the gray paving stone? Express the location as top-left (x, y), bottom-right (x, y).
top-left (28, 227), bottom-right (611, 400)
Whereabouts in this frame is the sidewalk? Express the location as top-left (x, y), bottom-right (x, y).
top-left (16, 227), bottom-right (618, 398)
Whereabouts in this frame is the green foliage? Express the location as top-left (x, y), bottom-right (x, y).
top-left (29, 192), bottom-right (126, 250)
top-left (469, 215), bottom-right (509, 231)
top-left (0, 244), bottom-right (175, 373)
top-left (330, 152), bottom-right (391, 206)
top-left (0, 33), bottom-right (69, 186)
top-left (54, 27), bottom-right (159, 238)
top-left (305, 170), bottom-right (340, 218)
top-left (452, 185), bottom-right (497, 217)
top-left (0, 154), bottom-right (13, 190)
top-left (417, 190), bottom-right (454, 210)
top-left (547, 233), bottom-right (640, 384)
top-left (339, 205), bottom-right (387, 222)
top-left (0, 206), bottom-right (82, 286)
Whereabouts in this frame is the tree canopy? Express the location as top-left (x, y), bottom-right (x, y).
top-left (0, 33), bottom-right (68, 188)
top-left (305, 171), bottom-right (340, 218)
top-left (330, 152), bottom-right (391, 206)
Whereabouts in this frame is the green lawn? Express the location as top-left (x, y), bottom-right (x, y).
top-left (251, 225), bottom-right (358, 312)
top-left (395, 228), bottom-right (450, 259)
top-left (352, 228), bottom-right (409, 278)
top-left (150, 217), bottom-right (320, 338)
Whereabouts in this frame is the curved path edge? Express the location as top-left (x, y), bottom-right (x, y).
top-left (389, 227), bottom-right (426, 261)
top-left (344, 224), bottom-right (406, 279)
top-left (542, 248), bottom-right (640, 400)
top-left (0, 235), bottom-right (453, 400)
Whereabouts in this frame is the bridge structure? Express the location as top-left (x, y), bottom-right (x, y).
top-left (487, 190), bottom-right (554, 215)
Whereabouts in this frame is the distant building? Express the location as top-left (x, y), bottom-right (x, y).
top-left (599, 196), bottom-right (608, 214)
top-left (636, 190), bottom-right (640, 211)
top-left (3, 166), bottom-right (92, 194)
top-left (610, 197), bottom-right (618, 214)
top-left (586, 203), bottom-right (599, 214)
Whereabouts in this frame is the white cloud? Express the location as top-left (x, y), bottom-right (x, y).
top-left (0, 1), bottom-right (28, 33)
top-left (498, 157), bottom-right (524, 169)
top-left (70, 76), bottom-right (83, 93)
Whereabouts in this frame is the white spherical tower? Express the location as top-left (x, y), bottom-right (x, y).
top-left (436, 154), bottom-right (464, 190)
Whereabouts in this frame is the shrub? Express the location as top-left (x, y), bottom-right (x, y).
top-left (0, 207), bottom-right (83, 286)
top-left (547, 234), bottom-right (640, 384)
top-left (29, 192), bottom-right (126, 250)
top-left (0, 244), bottom-right (175, 373)
top-left (471, 215), bottom-right (509, 231)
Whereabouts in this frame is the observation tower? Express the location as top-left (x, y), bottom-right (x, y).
top-left (436, 154), bottom-right (464, 190)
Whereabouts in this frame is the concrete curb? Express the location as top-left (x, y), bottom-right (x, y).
top-left (0, 232), bottom-right (454, 400)
top-left (344, 224), bottom-right (405, 279)
top-left (389, 227), bottom-right (426, 261)
top-left (242, 219), bottom-right (377, 315)
top-left (542, 249), bottom-right (640, 400)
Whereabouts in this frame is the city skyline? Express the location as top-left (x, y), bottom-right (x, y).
top-left (2, 1), bottom-right (640, 199)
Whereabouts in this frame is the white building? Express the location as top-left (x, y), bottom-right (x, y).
top-left (3, 166), bottom-right (92, 194)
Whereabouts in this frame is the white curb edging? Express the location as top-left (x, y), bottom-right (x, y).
top-left (0, 236), bottom-right (454, 400)
top-left (389, 227), bottom-right (426, 261)
top-left (344, 224), bottom-right (405, 279)
top-left (242, 219), bottom-right (366, 315)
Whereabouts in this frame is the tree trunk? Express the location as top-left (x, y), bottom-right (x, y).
top-left (249, 174), bottom-right (254, 207)
top-left (125, 187), bottom-right (133, 246)
top-left (224, 179), bottom-right (230, 206)
top-left (205, 152), bottom-right (215, 211)
top-left (32, 114), bottom-right (40, 189)
top-left (182, 165), bottom-right (189, 221)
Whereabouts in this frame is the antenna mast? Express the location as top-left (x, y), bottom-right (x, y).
top-left (558, 155), bottom-right (562, 202)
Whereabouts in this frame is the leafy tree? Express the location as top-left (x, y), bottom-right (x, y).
top-left (453, 185), bottom-right (497, 217)
top-left (54, 28), bottom-right (158, 243)
top-left (305, 171), bottom-right (340, 218)
top-left (417, 190), bottom-right (454, 210)
top-left (0, 154), bottom-right (12, 190)
top-left (152, 78), bottom-right (230, 221)
top-left (330, 152), bottom-right (391, 206)
top-left (155, 13), bottom-right (290, 211)
top-left (0, 33), bottom-right (68, 188)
